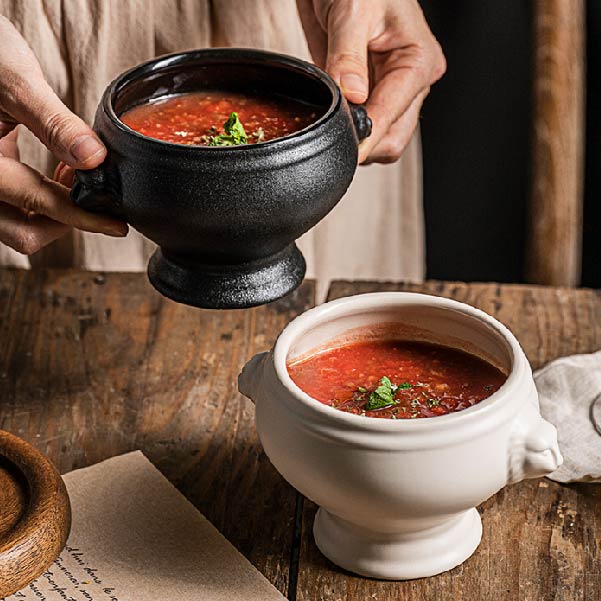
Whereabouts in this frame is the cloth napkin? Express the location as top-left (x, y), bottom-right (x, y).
top-left (536, 351), bottom-right (601, 483)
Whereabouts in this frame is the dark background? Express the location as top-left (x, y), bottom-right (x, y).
top-left (583, 0), bottom-right (601, 287)
top-left (419, 1), bottom-right (599, 285)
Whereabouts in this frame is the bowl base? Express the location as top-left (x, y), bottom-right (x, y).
top-left (313, 507), bottom-right (482, 580)
top-left (147, 244), bottom-right (306, 309)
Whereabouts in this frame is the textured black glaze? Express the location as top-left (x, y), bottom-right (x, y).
top-left (71, 165), bottom-right (124, 217)
top-left (349, 104), bottom-right (372, 141)
top-left (148, 244), bottom-right (306, 309)
top-left (71, 48), bottom-right (371, 309)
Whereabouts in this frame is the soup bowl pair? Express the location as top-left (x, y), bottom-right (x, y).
top-left (238, 292), bottom-right (562, 580)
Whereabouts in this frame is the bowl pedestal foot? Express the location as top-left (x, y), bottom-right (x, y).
top-left (147, 243), bottom-right (306, 309)
top-left (313, 506), bottom-right (482, 580)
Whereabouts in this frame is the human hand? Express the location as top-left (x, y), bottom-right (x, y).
top-left (297, 0), bottom-right (446, 164)
top-left (0, 16), bottom-right (127, 256)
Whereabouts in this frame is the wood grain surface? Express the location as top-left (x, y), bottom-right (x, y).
top-left (0, 268), bottom-right (315, 598)
top-left (0, 459), bottom-right (26, 539)
top-left (527, 0), bottom-right (585, 286)
top-left (294, 280), bottom-right (601, 601)
top-left (1, 271), bottom-right (600, 600)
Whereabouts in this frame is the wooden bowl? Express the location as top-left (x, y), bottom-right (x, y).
top-left (0, 430), bottom-right (71, 597)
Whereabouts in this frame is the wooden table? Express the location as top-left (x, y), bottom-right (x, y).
top-left (1, 269), bottom-right (600, 600)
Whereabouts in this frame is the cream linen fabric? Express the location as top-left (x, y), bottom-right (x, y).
top-left (0, 0), bottom-right (424, 293)
top-left (536, 352), bottom-right (601, 483)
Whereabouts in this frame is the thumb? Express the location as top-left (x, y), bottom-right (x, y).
top-left (12, 81), bottom-right (106, 169)
top-left (325, 6), bottom-right (370, 104)
top-left (0, 17), bottom-right (105, 169)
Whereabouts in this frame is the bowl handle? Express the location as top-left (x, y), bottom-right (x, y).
top-left (238, 352), bottom-right (270, 405)
top-left (507, 392), bottom-right (563, 483)
top-left (349, 104), bottom-right (372, 141)
top-left (70, 165), bottom-right (124, 218)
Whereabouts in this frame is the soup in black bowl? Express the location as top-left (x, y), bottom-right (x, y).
top-left (121, 91), bottom-right (320, 145)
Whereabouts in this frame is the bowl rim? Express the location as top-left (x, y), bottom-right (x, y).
top-left (272, 291), bottom-right (529, 432)
top-left (103, 47), bottom-right (342, 152)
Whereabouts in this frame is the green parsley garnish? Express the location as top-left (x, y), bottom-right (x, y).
top-left (358, 386), bottom-right (367, 393)
top-left (396, 382), bottom-right (413, 390)
top-left (365, 376), bottom-right (399, 411)
top-left (209, 112), bottom-right (248, 146)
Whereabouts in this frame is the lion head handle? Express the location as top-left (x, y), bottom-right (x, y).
top-left (507, 388), bottom-right (563, 484)
top-left (238, 352), bottom-right (270, 404)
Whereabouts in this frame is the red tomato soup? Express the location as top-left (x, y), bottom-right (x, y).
top-left (287, 340), bottom-right (506, 419)
top-left (120, 91), bottom-right (320, 145)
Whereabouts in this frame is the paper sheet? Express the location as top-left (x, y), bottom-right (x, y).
top-left (3, 452), bottom-right (285, 601)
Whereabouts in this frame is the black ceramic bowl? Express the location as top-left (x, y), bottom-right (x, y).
top-left (71, 48), bottom-right (371, 309)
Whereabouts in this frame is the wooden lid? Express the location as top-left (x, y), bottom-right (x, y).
top-left (0, 430), bottom-right (71, 597)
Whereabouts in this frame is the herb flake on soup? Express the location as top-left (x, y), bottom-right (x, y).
top-left (120, 91), bottom-right (319, 146)
top-left (287, 340), bottom-right (506, 419)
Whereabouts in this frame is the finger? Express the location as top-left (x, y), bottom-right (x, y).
top-left (0, 18), bottom-right (106, 169)
top-left (0, 127), bottom-right (19, 160)
top-left (0, 157), bottom-right (128, 236)
top-left (53, 162), bottom-right (75, 188)
top-left (325, 3), bottom-right (370, 104)
top-left (53, 161), bottom-right (65, 182)
top-left (296, 0), bottom-right (328, 68)
top-left (361, 53), bottom-right (432, 157)
top-left (0, 202), bottom-right (70, 255)
top-left (360, 91), bottom-right (425, 164)
top-left (7, 84), bottom-right (106, 170)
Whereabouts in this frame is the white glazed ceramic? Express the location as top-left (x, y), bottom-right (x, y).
top-left (238, 292), bottom-right (563, 580)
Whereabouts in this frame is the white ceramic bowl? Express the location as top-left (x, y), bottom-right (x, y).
top-left (238, 292), bottom-right (562, 580)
